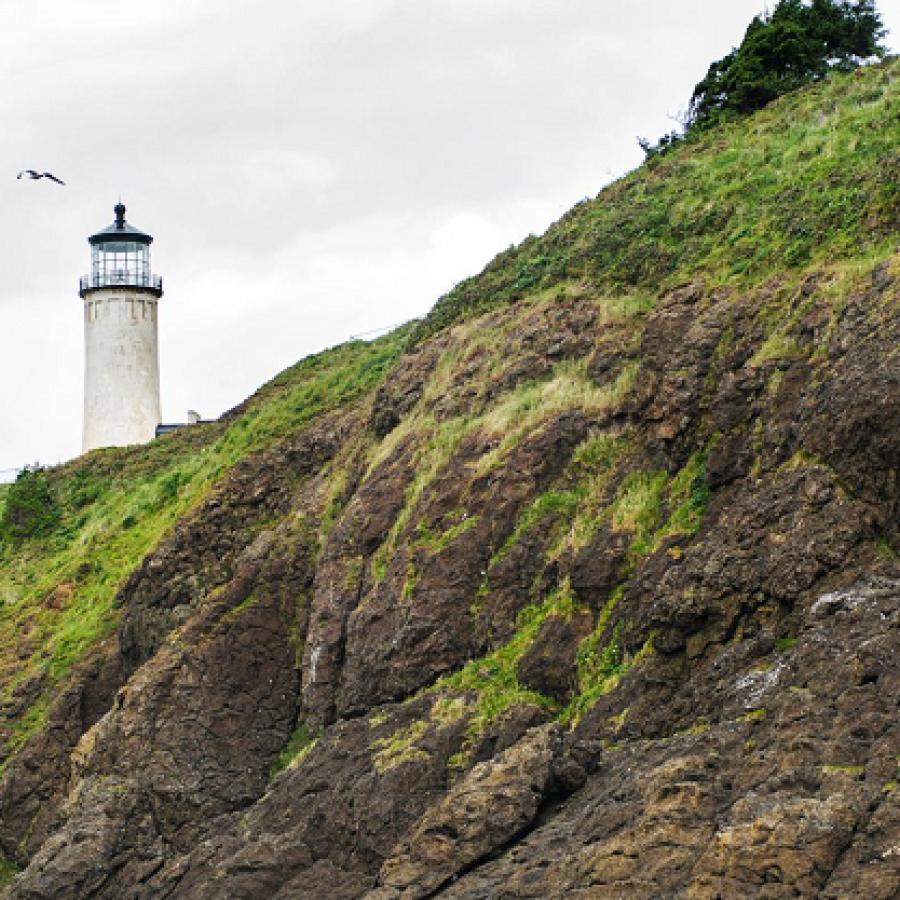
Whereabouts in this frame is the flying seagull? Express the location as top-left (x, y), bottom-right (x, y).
top-left (17, 170), bottom-right (65, 185)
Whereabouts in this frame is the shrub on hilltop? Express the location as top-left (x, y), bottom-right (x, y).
top-left (0, 466), bottom-right (60, 544)
top-left (641, 0), bottom-right (886, 156)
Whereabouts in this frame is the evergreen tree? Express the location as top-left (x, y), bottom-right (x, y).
top-left (687, 0), bottom-right (885, 133)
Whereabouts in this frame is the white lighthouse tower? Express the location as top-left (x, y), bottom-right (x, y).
top-left (80, 203), bottom-right (163, 453)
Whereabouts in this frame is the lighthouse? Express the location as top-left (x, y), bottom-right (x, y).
top-left (80, 203), bottom-right (163, 453)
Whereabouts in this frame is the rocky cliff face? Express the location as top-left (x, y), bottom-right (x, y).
top-left (6, 63), bottom-right (900, 900)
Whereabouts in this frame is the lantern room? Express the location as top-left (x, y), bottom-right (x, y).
top-left (79, 203), bottom-right (162, 297)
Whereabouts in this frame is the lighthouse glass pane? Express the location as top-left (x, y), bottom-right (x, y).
top-left (93, 242), bottom-right (150, 286)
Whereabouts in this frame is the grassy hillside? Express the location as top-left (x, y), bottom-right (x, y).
top-left (0, 331), bottom-right (407, 763)
top-left (412, 57), bottom-right (900, 344)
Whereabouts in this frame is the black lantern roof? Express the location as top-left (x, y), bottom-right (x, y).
top-left (88, 203), bottom-right (153, 246)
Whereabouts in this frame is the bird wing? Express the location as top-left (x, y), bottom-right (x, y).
top-left (16, 170), bottom-right (38, 179)
top-left (42, 173), bottom-right (66, 185)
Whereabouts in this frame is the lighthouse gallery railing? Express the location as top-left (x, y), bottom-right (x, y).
top-left (79, 272), bottom-right (163, 297)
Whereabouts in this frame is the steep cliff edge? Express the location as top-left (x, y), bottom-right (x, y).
top-left (4, 60), bottom-right (900, 899)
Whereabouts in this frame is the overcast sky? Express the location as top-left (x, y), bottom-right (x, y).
top-left (2, 0), bottom-right (899, 473)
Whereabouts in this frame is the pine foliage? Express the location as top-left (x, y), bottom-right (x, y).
top-left (639, 0), bottom-right (885, 157)
top-left (687, 0), bottom-right (885, 132)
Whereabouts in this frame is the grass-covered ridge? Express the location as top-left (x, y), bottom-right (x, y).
top-left (410, 57), bottom-right (900, 345)
top-left (0, 329), bottom-right (409, 763)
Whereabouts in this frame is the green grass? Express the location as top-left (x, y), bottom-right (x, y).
top-left (370, 355), bottom-right (640, 586)
top-left (371, 696), bottom-right (473, 774)
top-left (475, 361), bottom-right (638, 477)
top-left (750, 331), bottom-right (800, 367)
top-left (563, 621), bottom-right (630, 727)
top-left (370, 413), bottom-right (474, 582)
top-left (271, 723), bottom-right (321, 778)
top-left (414, 514), bottom-right (481, 556)
top-left (491, 490), bottom-right (582, 568)
top-left (318, 463), bottom-right (352, 547)
top-left (435, 583), bottom-right (583, 768)
top-left (372, 719), bottom-right (431, 773)
top-left (409, 58), bottom-right (900, 346)
top-left (0, 854), bottom-right (19, 886)
top-left (466, 449), bottom-right (710, 734)
top-left (365, 446), bottom-right (708, 757)
top-left (577, 450), bottom-right (710, 578)
top-left (423, 576), bottom-right (653, 753)
top-left (653, 451), bottom-right (709, 549)
top-left (486, 433), bottom-right (629, 574)
top-left (610, 471), bottom-right (669, 559)
top-left (0, 329), bottom-right (410, 765)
